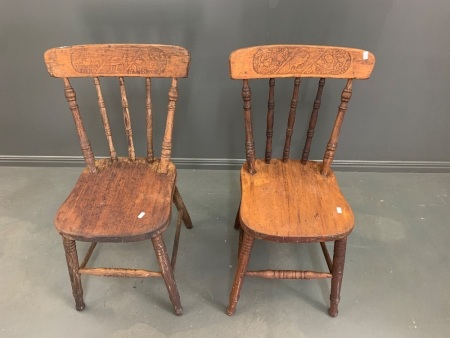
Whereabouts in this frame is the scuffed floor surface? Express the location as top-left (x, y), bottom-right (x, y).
top-left (0, 166), bottom-right (449, 337)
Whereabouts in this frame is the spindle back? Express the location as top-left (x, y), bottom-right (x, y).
top-left (229, 45), bottom-right (375, 175)
top-left (44, 44), bottom-right (190, 174)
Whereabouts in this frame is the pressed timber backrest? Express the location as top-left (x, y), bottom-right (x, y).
top-left (44, 44), bottom-right (190, 174)
top-left (229, 45), bottom-right (375, 175)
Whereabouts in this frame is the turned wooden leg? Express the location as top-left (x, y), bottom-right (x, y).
top-left (152, 234), bottom-right (183, 316)
top-left (62, 237), bottom-right (85, 311)
top-left (238, 226), bottom-right (244, 258)
top-left (329, 237), bottom-right (347, 317)
top-left (227, 231), bottom-right (254, 316)
top-left (234, 204), bottom-right (241, 229)
top-left (173, 186), bottom-right (193, 229)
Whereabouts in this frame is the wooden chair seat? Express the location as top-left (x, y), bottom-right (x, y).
top-left (55, 159), bottom-right (176, 242)
top-left (240, 159), bottom-right (354, 242)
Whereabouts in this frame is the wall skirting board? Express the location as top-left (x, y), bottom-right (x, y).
top-left (1, 155), bottom-right (450, 172)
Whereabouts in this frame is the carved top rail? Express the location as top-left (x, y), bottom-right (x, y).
top-left (229, 45), bottom-right (375, 79)
top-left (44, 44), bottom-right (190, 78)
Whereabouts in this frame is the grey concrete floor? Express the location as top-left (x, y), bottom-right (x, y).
top-left (1, 166), bottom-right (449, 337)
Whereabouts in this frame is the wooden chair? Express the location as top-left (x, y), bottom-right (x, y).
top-left (44, 44), bottom-right (193, 316)
top-left (227, 45), bottom-right (375, 317)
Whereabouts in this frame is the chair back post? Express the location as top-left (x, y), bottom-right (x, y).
top-left (301, 77), bottom-right (326, 164)
top-left (242, 79), bottom-right (256, 174)
top-left (282, 77), bottom-right (301, 162)
top-left (321, 79), bottom-right (353, 176)
top-left (63, 77), bottom-right (97, 173)
top-left (93, 77), bottom-right (118, 162)
top-left (159, 77), bottom-right (179, 174)
top-left (146, 77), bottom-right (154, 163)
top-left (264, 78), bottom-right (275, 164)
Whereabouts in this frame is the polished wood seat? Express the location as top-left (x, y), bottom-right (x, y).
top-left (55, 159), bottom-right (177, 242)
top-left (227, 45), bottom-right (375, 317)
top-left (44, 44), bottom-right (193, 316)
top-left (240, 159), bottom-right (354, 242)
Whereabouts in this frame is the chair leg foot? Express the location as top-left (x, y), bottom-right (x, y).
top-left (227, 231), bottom-right (254, 316)
top-left (62, 237), bottom-right (85, 311)
top-left (173, 186), bottom-right (193, 229)
top-left (329, 237), bottom-right (347, 317)
top-left (152, 234), bottom-right (183, 316)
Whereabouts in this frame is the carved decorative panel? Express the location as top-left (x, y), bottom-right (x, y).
top-left (71, 46), bottom-right (168, 75)
top-left (253, 47), bottom-right (351, 75)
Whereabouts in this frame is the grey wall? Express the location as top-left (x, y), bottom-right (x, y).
top-left (1, 0), bottom-right (450, 169)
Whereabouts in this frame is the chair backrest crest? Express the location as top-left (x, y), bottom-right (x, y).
top-left (229, 44), bottom-right (375, 176)
top-left (44, 44), bottom-right (190, 174)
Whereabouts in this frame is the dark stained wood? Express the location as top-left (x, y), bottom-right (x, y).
top-left (265, 78), bottom-right (275, 163)
top-left (302, 78), bottom-right (326, 164)
top-left (282, 78), bottom-right (301, 162)
top-left (63, 78), bottom-right (96, 173)
top-left (322, 79), bottom-right (353, 176)
top-left (227, 231), bottom-right (254, 316)
top-left (94, 77), bottom-right (117, 162)
top-left (228, 45), bottom-right (375, 317)
top-left (230, 45), bottom-right (375, 79)
top-left (242, 80), bottom-right (256, 174)
top-left (45, 44), bottom-right (193, 315)
top-left (62, 238), bottom-right (85, 311)
top-left (55, 158), bottom-right (176, 242)
top-left (329, 238), bottom-right (347, 317)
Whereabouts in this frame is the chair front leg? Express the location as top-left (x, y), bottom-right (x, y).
top-left (173, 186), bottom-right (193, 229)
top-left (227, 231), bottom-right (254, 316)
top-left (329, 237), bottom-right (347, 317)
top-left (62, 237), bottom-right (85, 311)
top-left (152, 234), bottom-right (183, 316)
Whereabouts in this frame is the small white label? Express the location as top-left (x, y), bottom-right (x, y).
top-left (336, 207), bottom-right (342, 214)
top-left (363, 51), bottom-right (369, 60)
top-left (138, 212), bottom-right (145, 219)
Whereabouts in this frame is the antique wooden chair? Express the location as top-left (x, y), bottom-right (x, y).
top-left (227, 45), bottom-right (375, 317)
top-left (44, 44), bottom-right (193, 316)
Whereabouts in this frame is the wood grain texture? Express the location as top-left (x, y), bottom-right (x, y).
top-left (245, 270), bottom-right (331, 279)
top-left (55, 158), bottom-right (176, 242)
top-left (63, 78), bottom-right (96, 173)
top-left (322, 79), bottom-right (353, 176)
top-left (45, 44), bottom-right (190, 78)
top-left (159, 78), bottom-right (178, 173)
top-left (230, 45), bottom-right (375, 79)
top-left (329, 238), bottom-right (347, 317)
top-left (282, 78), bottom-right (301, 162)
top-left (119, 77), bottom-right (136, 161)
top-left (239, 159), bottom-right (354, 242)
top-left (302, 78), bottom-right (326, 164)
top-left (94, 77), bottom-right (117, 162)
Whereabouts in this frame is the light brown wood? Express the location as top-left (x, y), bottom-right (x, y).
top-left (228, 45), bottom-right (374, 317)
top-left (79, 267), bottom-right (162, 278)
top-left (230, 45), bottom-right (375, 79)
top-left (239, 159), bottom-right (354, 242)
top-left (159, 78), bottom-right (178, 174)
top-left (45, 44), bottom-right (190, 78)
top-left (94, 77), bottom-right (117, 162)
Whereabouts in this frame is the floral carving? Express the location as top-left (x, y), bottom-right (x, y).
top-left (253, 47), bottom-right (351, 75)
